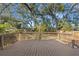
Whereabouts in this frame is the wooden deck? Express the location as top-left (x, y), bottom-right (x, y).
top-left (0, 40), bottom-right (79, 56)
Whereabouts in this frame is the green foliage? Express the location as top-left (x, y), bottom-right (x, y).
top-left (0, 23), bottom-right (12, 33)
top-left (58, 19), bottom-right (72, 31)
top-left (41, 24), bottom-right (47, 32)
top-left (58, 4), bottom-right (64, 11)
top-left (42, 4), bottom-right (64, 13)
top-left (50, 28), bottom-right (56, 32)
top-left (1, 16), bottom-right (23, 29)
top-left (1, 16), bottom-right (11, 22)
top-left (0, 4), bottom-right (78, 32)
top-left (34, 23), bottom-right (47, 32)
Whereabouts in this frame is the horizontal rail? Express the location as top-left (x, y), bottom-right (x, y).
top-left (20, 32), bottom-right (72, 34)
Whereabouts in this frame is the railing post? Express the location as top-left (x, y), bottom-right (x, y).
top-left (18, 33), bottom-right (21, 41)
top-left (71, 31), bottom-right (76, 48)
top-left (1, 35), bottom-right (5, 50)
top-left (72, 40), bottom-right (75, 48)
top-left (58, 32), bottom-right (60, 40)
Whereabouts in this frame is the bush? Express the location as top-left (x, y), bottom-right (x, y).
top-left (0, 23), bottom-right (17, 34)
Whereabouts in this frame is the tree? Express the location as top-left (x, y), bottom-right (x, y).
top-left (0, 3), bottom-right (79, 32)
top-left (58, 19), bottom-right (72, 31)
top-left (0, 23), bottom-right (12, 33)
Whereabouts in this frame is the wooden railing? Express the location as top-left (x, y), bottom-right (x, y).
top-left (57, 31), bottom-right (79, 48)
top-left (0, 33), bottom-right (19, 49)
top-left (0, 31), bottom-right (79, 49)
top-left (17, 31), bottom-right (79, 42)
top-left (18, 32), bottom-right (58, 40)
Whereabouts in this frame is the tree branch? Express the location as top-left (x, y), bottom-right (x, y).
top-left (23, 3), bottom-right (33, 14)
top-left (0, 4), bottom-right (11, 16)
top-left (65, 3), bottom-right (78, 18)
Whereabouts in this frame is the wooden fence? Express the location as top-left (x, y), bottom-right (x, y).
top-left (57, 31), bottom-right (79, 44)
top-left (0, 31), bottom-right (79, 49)
top-left (18, 31), bottom-right (79, 44)
top-left (18, 32), bottom-right (58, 40)
top-left (0, 33), bottom-right (19, 49)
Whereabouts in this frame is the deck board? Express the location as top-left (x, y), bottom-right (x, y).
top-left (0, 40), bottom-right (79, 56)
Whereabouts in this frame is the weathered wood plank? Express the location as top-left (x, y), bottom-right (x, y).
top-left (0, 40), bottom-right (79, 56)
